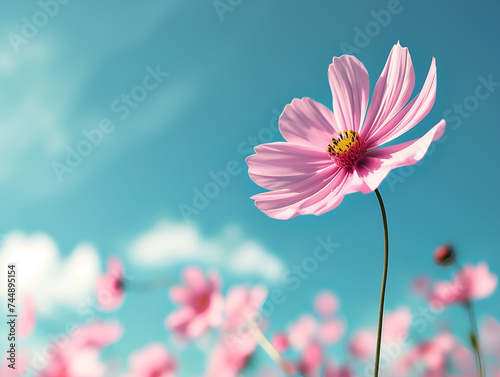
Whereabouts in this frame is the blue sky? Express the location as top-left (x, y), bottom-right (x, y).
top-left (0, 1), bottom-right (499, 376)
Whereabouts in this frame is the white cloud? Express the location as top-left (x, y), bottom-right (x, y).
top-left (129, 221), bottom-right (285, 283)
top-left (0, 232), bottom-right (101, 315)
top-left (228, 242), bottom-right (285, 282)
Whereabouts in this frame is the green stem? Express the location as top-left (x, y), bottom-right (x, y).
top-left (373, 189), bottom-right (389, 377)
top-left (465, 300), bottom-right (484, 377)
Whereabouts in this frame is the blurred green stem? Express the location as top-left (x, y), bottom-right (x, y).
top-left (373, 189), bottom-right (389, 377)
top-left (465, 300), bottom-right (484, 377)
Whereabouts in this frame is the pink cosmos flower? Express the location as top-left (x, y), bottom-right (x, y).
top-left (128, 343), bottom-right (177, 377)
top-left (429, 262), bottom-right (498, 306)
top-left (95, 257), bottom-right (125, 311)
top-left (166, 267), bottom-right (224, 338)
top-left (39, 321), bottom-right (123, 377)
top-left (246, 42), bottom-right (445, 219)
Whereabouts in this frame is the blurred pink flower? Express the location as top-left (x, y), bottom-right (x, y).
top-left (39, 321), bottom-right (123, 377)
top-left (393, 332), bottom-right (455, 376)
top-left (480, 315), bottom-right (500, 356)
top-left (297, 342), bottom-right (324, 377)
top-left (429, 262), bottom-right (497, 306)
top-left (313, 291), bottom-right (339, 318)
top-left (349, 307), bottom-right (411, 360)
top-left (18, 295), bottom-right (36, 338)
top-left (206, 339), bottom-right (250, 377)
top-left (128, 343), bottom-right (177, 377)
top-left (349, 330), bottom-right (377, 360)
top-left (166, 267), bottom-right (224, 338)
top-left (95, 257), bottom-right (125, 311)
top-left (318, 318), bottom-right (345, 345)
top-left (288, 314), bottom-right (345, 351)
top-left (411, 276), bottom-right (431, 296)
top-left (450, 345), bottom-right (474, 372)
top-left (222, 284), bottom-right (268, 355)
top-left (288, 315), bottom-right (318, 350)
top-left (383, 307), bottom-right (412, 343)
top-left (272, 332), bottom-right (289, 353)
top-left (246, 42), bottom-right (445, 219)
top-left (324, 360), bottom-right (353, 377)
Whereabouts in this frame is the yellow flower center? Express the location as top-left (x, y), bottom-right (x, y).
top-left (326, 130), bottom-right (367, 168)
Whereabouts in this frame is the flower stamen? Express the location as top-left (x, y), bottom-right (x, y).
top-left (327, 130), bottom-right (367, 168)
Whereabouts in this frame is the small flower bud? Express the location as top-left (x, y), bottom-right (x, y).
top-left (433, 244), bottom-right (455, 266)
top-left (272, 333), bottom-right (289, 353)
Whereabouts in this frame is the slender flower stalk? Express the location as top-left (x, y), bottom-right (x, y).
top-left (464, 299), bottom-right (484, 377)
top-left (453, 260), bottom-right (484, 377)
top-left (247, 318), bottom-right (293, 376)
top-left (373, 189), bottom-right (389, 377)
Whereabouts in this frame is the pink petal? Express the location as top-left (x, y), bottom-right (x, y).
top-left (318, 319), bottom-right (345, 345)
top-left (288, 315), bottom-right (318, 350)
top-left (247, 142), bottom-right (332, 191)
top-left (279, 97), bottom-right (340, 148)
top-left (107, 257), bottom-right (123, 275)
top-left (166, 307), bottom-right (196, 334)
top-left (183, 267), bottom-right (208, 292)
top-left (169, 286), bottom-right (193, 304)
top-left (252, 166), bottom-right (366, 220)
top-left (349, 330), bottom-right (376, 360)
top-left (459, 262), bottom-right (497, 300)
top-left (382, 307), bottom-right (411, 343)
top-left (365, 57), bottom-right (438, 148)
top-left (272, 333), bottom-right (289, 352)
top-left (313, 291), bottom-right (339, 318)
top-left (206, 292), bottom-right (224, 327)
top-left (361, 42), bottom-right (415, 141)
top-left (186, 313), bottom-right (210, 338)
top-left (356, 119), bottom-right (446, 191)
top-left (429, 280), bottom-right (467, 307)
top-left (251, 167), bottom-right (357, 219)
top-left (299, 342), bottom-right (324, 375)
top-left (328, 55), bottom-right (370, 132)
